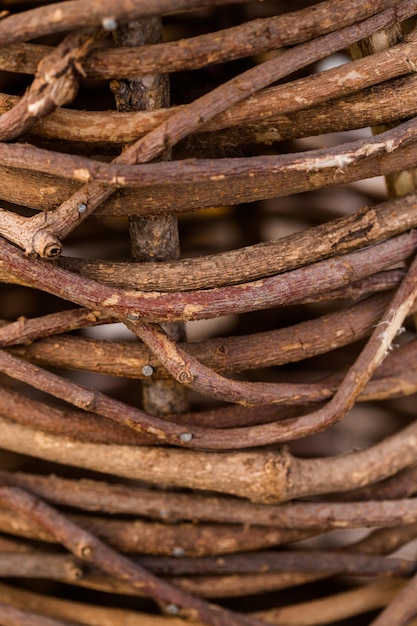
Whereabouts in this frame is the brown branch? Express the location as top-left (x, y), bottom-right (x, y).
top-left (334, 464), bottom-right (417, 502)
top-left (6, 142), bottom-right (417, 220)
top-left (0, 29), bottom-right (98, 144)
top-left (7, 470), bottom-right (417, 528)
top-left (255, 579), bottom-right (407, 626)
top-left (0, 384), bottom-right (152, 446)
top-left (0, 581), bottom-right (181, 626)
top-left (77, 521), bottom-right (417, 599)
top-left (0, 0), bottom-right (400, 77)
top-left (3, 71), bottom-right (417, 151)
top-left (3, 412), bottom-right (417, 503)
top-left (47, 193), bottom-right (417, 292)
top-left (8, 468), bottom-right (417, 542)
top-left (1, 230), bottom-right (415, 324)
top-left (0, 0), bottom-right (252, 46)
top-left (135, 551), bottom-right (415, 578)
top-left (0, 308), bottom-right (113, 347)
top-left (3, 27), bottom-right (417, 149)
top-left (0, 578), bottom-right (407, 626)
top-left (3, 112), bottom-right (417, 195)
top-left (0, 552), bottom-right (83, 581)
top-left (0, 298), bottom-right (417, 448)
top-left (120, 252), bottom-right (417, 447)
top-left (0, 505), bottom-right (309, 557)
top-left (1, 1), bottom-right (413, 258)
top-left (9, 293), bottom-right (417, 385)
top-left (0, 481), bottom-right (267, 626)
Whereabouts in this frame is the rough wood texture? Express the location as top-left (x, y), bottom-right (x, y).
top-left (2, 2), bottom-right (417, 625)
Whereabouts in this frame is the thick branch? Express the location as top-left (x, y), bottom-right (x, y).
top-left (3, 414), bottom-right (417, 503)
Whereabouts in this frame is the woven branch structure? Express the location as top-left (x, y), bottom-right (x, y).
top-left (1, 1), bottom-right (417, 625)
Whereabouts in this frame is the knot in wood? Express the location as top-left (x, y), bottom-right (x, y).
top-left (177, 369), bottom-right (194, 384)
top-left (31, 229), bottom-right (62, 259)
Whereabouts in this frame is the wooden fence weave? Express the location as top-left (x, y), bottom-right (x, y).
top-left (1, 1), bottom-right (417, 625)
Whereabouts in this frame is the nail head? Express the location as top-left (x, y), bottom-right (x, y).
top-left (142, 365), bottom-right (154, 377)
top-left (102, 17), bottom-right (118, 30)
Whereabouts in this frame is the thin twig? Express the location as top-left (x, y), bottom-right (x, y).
top-left (0, 481), bottom-right (267, 626)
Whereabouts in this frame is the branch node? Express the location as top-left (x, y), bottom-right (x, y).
top-left (31, 229), bottom-right (62, 259)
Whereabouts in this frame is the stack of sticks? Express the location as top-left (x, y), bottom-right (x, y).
top-left (1, 1), bottom-right (417, 624)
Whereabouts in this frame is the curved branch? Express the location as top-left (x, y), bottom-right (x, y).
top-left (1, 231), bottom-right (415, 323)
top-left (0, 29), bottom-right (98, 146)
top-left (3, 413), bottom-right (417, 503)
top-left (1, 1), bottom-right (412, 258)
top-left (0, 481), bottom-right (265, 626)
top-left (0, 0), bottom-right (252, 46)
top-left (0, 0), bottom-right (400, 77)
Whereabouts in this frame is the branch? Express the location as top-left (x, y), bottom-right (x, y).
top-left (0, 0), bottom-right (400, 77)
top-left (0, 0), bottom-right (253, 46)
top-left (1, 1), bottom-right (414, 258)
top-left (0, 481), bottom-right (267, 626)
top-left (7, 470), bottom-right (417, 532)
top-left (0, 578), bottom-right (407, 626)
top-left (3, 413), bottom-right (417, 502)
top-left (0, 29), bottom-right (99, 143)
top-left (4, 112), bottom-right (417, 190)
top-left (1, 231), bottom-right (415, 323)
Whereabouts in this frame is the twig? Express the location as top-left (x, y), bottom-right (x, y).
top-left (0, 29), bottom-right (99, 143)
top-left (57, 189), bottom-right (417, 293)
top-left (1, 1), bottom-right (414, 258)
top-left (0, 481), bottom-right (267, 626)
top-left (7, 136), bottom-right (417, 220)
top-left (0, 578), bottom-right (407, 626)
top-left (1, 230), bottom-right (415, 323)
top-left (0, 553), bottom-right (83, 581)
top-left (3, 113), bottom-right (417, 195)
top-left (0, 384), bottom-right (151, 446)
top-left (5, 291), bottom-right (397, 376)
top-left (0, 504), bottom-right (309, 556)
top-left (7, 470), bottom-right (417, 528)
top-left (0, 0), bottom-right (253, 46)
top-left (0, 0), bottom-right (400, 77)
top-left (0, 308), bottom-right (113, 347)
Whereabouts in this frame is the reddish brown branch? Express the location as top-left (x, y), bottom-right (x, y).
top-left (1, 231), bottom-right (415, 323)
